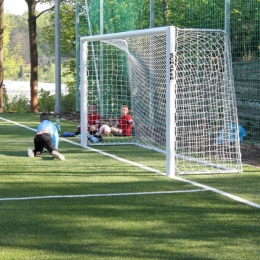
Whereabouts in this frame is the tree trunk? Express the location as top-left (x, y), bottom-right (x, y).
top-left (0, 0), bottom-right (4, 113)
top-left (26, 0), bottom-right (38, 112)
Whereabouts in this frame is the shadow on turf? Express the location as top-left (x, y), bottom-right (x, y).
top-left (0, 188), bottom-right (259, 259)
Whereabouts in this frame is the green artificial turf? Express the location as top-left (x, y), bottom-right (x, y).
top-left (0, 113), bottom-right (259, 260)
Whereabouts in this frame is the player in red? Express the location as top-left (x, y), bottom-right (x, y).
top-left (111, 105), bottom-right (134, 136)
top-left (77, 104), bottom-right (101, 134)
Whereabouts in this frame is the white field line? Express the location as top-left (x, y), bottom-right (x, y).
top-left (0, 189), bottom-right (208, 201)
top-left (0, 140), bottom-right (32, 143)
top-left (1, 116), bottom-right (260, 209)
top-left (0, 117), bottom-right (36, 132)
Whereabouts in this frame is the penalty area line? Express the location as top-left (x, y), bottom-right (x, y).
top-left (1, 117), bottom-right (260, 209)
top-left (0, 189), bottom-right (209, 201)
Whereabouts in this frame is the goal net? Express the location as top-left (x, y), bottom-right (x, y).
top-left (80, 26), bottom-right (242, 176)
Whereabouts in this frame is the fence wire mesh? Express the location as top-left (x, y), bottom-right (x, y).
top-left (79, 0), bottom-right (260, 145)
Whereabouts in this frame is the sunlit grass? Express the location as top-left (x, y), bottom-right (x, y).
top-left (0, 113), bottom-right (259, 260)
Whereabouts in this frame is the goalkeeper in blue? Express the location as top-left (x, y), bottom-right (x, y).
top-left (28, 112), bottom-right (65, 161)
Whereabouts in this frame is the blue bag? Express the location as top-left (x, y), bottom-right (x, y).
top-left (217, 124), bottom-right (246, 144)
top-left (60, 132), bottom-right (76, 137)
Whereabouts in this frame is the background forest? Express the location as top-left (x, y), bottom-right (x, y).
top-left (6, 12), bottom-right (62, 83)
top-left (5, 0), bottom-right (259, 84)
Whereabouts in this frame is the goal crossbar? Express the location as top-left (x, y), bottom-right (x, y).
top-left (80, 26), bottom-right (242, 176)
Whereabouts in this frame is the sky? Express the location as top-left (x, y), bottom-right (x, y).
top-left (4, 0), bottom-right (51, 15)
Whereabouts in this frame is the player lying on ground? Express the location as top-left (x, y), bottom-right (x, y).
top-left (28, 112), bottom-right (65, 161)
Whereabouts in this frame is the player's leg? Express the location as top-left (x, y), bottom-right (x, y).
top-left (51, 150), bottom-right (65, 161)
top-left (111, 126), bottom-right (122, 135)
top-left (89, 125), bottom-right (98, 135)
top-left (28, 135), bottom-right (45, 157)
top-left (40, 133), bottom-right (56, 153)
top-left (27, 147), bottom-right (34, 157)
top-left (41, 133), bottom-right (65, 161)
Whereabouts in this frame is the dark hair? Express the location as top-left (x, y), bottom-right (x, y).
top-left (40, 112), bottom-right (50, 122)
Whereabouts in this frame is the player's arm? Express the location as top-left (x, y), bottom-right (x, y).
top-left (94, 115), bottom-right (101, 128)
top-left (52, 123), bottom-right (59, 149)
top-left (127, 115), bottom-right (134, 125)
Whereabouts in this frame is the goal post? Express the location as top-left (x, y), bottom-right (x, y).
top-left (80, 26), bottom-right (242, 176)
top-left (166, 26), bottom-right (176, 178)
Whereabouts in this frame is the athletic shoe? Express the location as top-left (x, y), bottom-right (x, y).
top-left (28, 148), bottom-right (34, 158)
top-left (52, 150), bottom-right (65, 161)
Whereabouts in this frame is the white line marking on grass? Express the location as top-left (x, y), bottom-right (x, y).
top-left (62, 141), bottom-right (260, 209)
top-left (0, 189), bottom-right (209, 201)
top-left (0, 140), bottom-right (33, 143)
top-left (0, 117), bottom-right (36, 132)
top-left (1, 117), bottom-right (260, 209)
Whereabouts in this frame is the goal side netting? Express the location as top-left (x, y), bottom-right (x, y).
top-left (80, 26), bottom-right (242, 176)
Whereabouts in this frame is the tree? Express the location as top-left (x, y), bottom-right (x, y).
top-left (24, 0), bottom-right (55, 112)
top-left (0, 3), bottom-right (23, 112)
top-left (3, 15), bottom-right (23, 78)
top-left (25, 0), bottom-right (39, 112)
top-left (9, 13), bottom-right (30, 63)
top-left (0, 0), bottom-right (3, 113)
top-left (42, 1), bottom-right (77, 90)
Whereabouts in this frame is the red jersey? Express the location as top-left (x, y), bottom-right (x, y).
top-left (88, 113), bottom-right (101, 131)
top-left (78, 113), bottom-right (101, 133)
top-left (116, 114), bottom-right (134, 136)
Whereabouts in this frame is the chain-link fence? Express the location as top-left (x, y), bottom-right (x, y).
top-left (184, 0), bottom-right (260, 145)
top-left (79, 0), bottom-right (260, 145)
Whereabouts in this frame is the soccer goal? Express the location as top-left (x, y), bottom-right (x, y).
top-left (80, 26), bottom-right (242, 176)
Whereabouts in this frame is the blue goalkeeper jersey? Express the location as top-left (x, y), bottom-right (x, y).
top-left (37, 120), bottom-right (59, 149)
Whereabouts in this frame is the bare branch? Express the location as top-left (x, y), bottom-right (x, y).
top-left (36, 5), bottom-right (55, 19)
top-left (35, 0), bottom-right (68, 19)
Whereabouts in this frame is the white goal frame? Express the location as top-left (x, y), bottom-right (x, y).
top-left (80, 26), bottom-right (242, 176)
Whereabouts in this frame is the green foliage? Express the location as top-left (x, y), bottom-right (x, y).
top-left (6, 11), bottom-right (55, 81)
top-left (38, 63), bottom-right (55, 83)
top-left (3, 15), bottom-right (23, 79)
top-left (60, 59), bottom-right (77, 112)
top-left (5, 94), bottom-right (30, 113)
top-left (2, 87), bottom-right (10, 112)
top-left (86, 0), bottom-right (147, 34)
top-left (8, 13), bottom-right (29, 62)
top-left (38, 88), bottom-right (55, 112)
top-left (37, 12), bottom-right (54, 57)
top-left (42, 3), bottom-right (75, 57)
top-left (230, 0), bottom-right (260, 61)
top-left (62, 84), bottom-right (76, 112)
top-left (61, 58), bottom-right (76, 87)
top-left (41, 2), bottom-right (77, 91)
top-left (3, 87), bottom-right (76, 113)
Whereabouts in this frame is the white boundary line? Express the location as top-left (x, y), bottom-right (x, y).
top-left (1, 116), bottom-right (260, 209)
top-left (0, 189), bottom-right (208, 201)
top-left (0, 117), bottom-right (37, 132)
top-left (0, 140), bottom-right (33, 143)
